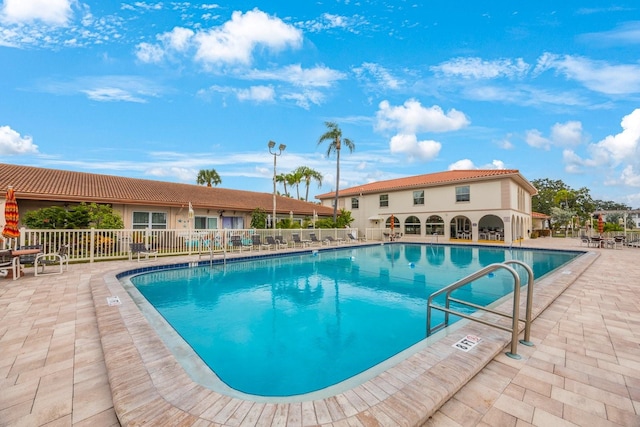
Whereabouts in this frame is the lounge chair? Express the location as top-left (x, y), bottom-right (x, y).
top-left (251, 234), bottom-right (271, 251)
top-left (229, 235), bottom-right (252, 251)
top-left (129, 242), bottom-right (158, 261)
top-left (291, 233), bottom-right (309, 248)
top-left (308, 233), bottom-right (322, 246)
top-left (34, 244), bottom-right (69, 276)
top-left (324, 236), bottom-right (344, 245)
top-left (347, 232), bottom-right (365, 242)
top-left (266, 235), bottom-right (287, 249)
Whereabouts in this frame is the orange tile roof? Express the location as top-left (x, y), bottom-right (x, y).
top-left (316, 169), bottom-right (537, 198)
top-left (0, 163), bottom-right (333, 216)
top-left (532, 212), bottom-right (550, 219)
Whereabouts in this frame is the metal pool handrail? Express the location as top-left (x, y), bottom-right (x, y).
top-left (426, 261), bottom-right (535, 359)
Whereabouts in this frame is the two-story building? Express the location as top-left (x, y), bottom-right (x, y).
top-left (316, 169), bottom-right (538, 244)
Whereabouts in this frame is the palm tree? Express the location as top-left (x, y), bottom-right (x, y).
top-left (318, 121), bottom-right (355, 222)
top-left (196, 169), bottom-right (222, 187)
top-left (275, 173), bottom-right (289, 196)
top-left (287, 170), bottom-right (303, 200)
top-left (294, 166), bottom-right (323, 202)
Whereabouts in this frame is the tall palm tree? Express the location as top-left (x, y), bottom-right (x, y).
top-left (196, 169), bottom-right (222, 187)
top-left (318, 121), bottom-right (355, 221)
top-left (287, 170), bottom-right (303, 200)
top-left (294, 166), bottom-right (323, 202)
top-left (275, 173), bottom-right (289, 196)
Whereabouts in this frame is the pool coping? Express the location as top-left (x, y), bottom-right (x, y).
top-left (91, 245), bottom-right (599, 426)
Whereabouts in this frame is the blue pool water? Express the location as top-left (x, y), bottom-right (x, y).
top-left (130, 243), bottom-right (580, 397)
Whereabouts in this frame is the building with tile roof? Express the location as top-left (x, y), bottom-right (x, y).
top-left (0, 163), bottom-right (334, 231)
top-left (316, 169), bottom-right (538, 243)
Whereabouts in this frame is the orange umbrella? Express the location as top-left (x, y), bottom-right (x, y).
top-left (2, 186), bottom-right (19, 239)
top-left (597, 213), bottom-right (603, 235)
top-left (390, 214), bottom-right (395, 233)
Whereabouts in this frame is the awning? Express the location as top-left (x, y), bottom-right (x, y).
top-left (368, 215), bottom-right (384, 221)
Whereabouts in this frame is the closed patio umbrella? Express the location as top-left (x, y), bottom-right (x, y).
top-left (597, 213), bottom-right (604, 235)
top-left (2, 185), bottom-right (19, 244)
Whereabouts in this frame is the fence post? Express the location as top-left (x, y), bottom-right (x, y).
top-left (90, 228), bottom-right (95, 263)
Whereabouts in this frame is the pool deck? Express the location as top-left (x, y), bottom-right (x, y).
top-left (1, 238), bottom-right (639, 426)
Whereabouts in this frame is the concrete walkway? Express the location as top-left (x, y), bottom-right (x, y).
top-left (0, 238), bottom-right (638, 426)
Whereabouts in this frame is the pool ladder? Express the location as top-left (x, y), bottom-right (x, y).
top-left (426, 260), bottom-right (534, 359)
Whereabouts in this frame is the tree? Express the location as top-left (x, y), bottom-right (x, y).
top-left (550, 206), bottom-right (576, 234)
top-left (275, 173), bottom-right (289, 196)
top-left (294, 166), bottom-right (323, 201)
top-left (23, 203), bottom-right (124, 229)
top-left (250, 208), bottom-right (268, 229)
top-left (318, 121), bottom-right (355, 222)
top-left (196, 169), bottom-right (222, 187)
top-left (286, 171), bottom-right (303, 199)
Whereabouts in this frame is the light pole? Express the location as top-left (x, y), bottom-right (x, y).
top-left (268, 140), bottom-right (286, 231)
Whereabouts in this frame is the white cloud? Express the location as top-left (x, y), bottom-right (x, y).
top-left (550, 121), bottom-right (584, 147)
top-left (0, 125), bottom-right (39, 155)
top-left (246, 64), bottom-right (346, 88)
top-left (300, 12), bottom-right (366, 33)
top-left (135, 42), bottom-right (165, 63)
top-left (281, 90), bottom-right (325, 109)
top-left (375, 99), bottom-right (470, 134)
top-left (236, 85), bottom-right (275, 102)
top-left (1, 0), bottom-right (73, 25)
top-left (81, 87), bottom-right (147, 103)
top-left (526, 120), bottom-right (585, 150)
top-left (431, 57), bottom-right (530, 79)
top-left (159, 26), bottom-right (194, 52)
top-left (534, 53), bottom-right (640, 95)
top-left (448, 159), bottom-right (506, 170)
top-left (389, 133), bottom-right (441, 161)
top-left (194, 9), bottom-right (302, 66)
top-left (563, 109), bottom-right (640, 180)
top-left (353, 62), bottom-right (403, 90)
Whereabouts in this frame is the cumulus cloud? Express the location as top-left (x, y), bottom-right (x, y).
top-left (195, 9), bottom-right (302, 65)
top-left (0, 0), bottom-right (73, 25)
top-left (563, 109), bottom-right (640, 184)
top-left (533, 52), bottom-right (640, 95)
top-left (135, 9), bottom-right (302, 67)
top-left (0, 125), bottom-right (39, 155)
top-left (375, 99), bottom-right (470, 134)
top-left (389, 134), bottom-right (441, 161)
top-left (448, 159), bottom-right (506, 170)
top-left (431, 57), bottom-right (530, 79)
top-left (375, 99), bottom-right (469, 163)
top-left (236, 85), bottom-right (275, 102)
top-left (526, 120), bottom-right (585, 150)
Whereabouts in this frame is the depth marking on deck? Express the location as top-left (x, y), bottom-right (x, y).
top-left (453, 334), bottom-right (481, 352)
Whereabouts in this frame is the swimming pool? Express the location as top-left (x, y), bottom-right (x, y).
top-left (128, 243), bottom-right (579, 398)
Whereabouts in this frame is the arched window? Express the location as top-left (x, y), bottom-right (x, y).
top-left (425, 215), bottom-right (444, 235)
top-left (404, 215), bottom-right (421, 235)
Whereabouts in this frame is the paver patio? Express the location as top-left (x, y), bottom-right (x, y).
top-left (1, 238), bottom-right (638, 426)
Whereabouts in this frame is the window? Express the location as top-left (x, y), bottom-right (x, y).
top-left (455, 185), bottom-right (470, 202)
top-left (351, 197), bottom-right (359, 209)
top-left (379, 194), bottom-right (389, 207)
top-left (194, 216), bottom-right (218, 229)
top-left (413, 190), bottom-right (424, 205)
top-left (132, 211), bottom-right (167, 229)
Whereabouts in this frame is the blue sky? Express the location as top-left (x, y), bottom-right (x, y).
top-left (1, 1), bottom-right (640, 207)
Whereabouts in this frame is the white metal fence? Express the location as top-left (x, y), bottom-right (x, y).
top-left (8, 227), bottom-right (365, 263)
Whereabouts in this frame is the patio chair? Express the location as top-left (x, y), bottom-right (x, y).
top-left (229, 235), bottom-right (252, 251)
top-left (251, 234), bottom-right (271, 251)
top-left (324, 236), bottom-right (344, 245)
top-left (34, 244), bottom-right (69, 276)
top-left (18, 244), bottom-right (43, 271)
top-left (291, 234), bottom-right (309, 248)
top-left (0, 249), bottom-right (20, 280)
top-left (308, 233), bottom-right (322, 246)
top-left (347, 232), bottom-right (366, 243)
top-left (266, 236), bottom-right (287, 249)
top-left (129, 242), bottom-right (158, 261)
